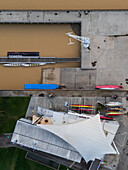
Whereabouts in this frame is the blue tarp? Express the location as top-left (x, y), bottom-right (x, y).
top-left (24, 84), bottom-right (59, 90)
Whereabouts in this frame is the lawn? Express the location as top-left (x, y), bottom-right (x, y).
top-left (0, 97), bottom-right (67, 170)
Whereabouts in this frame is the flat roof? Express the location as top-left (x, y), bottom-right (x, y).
top-left (11, 118), bottom-right (82, 163)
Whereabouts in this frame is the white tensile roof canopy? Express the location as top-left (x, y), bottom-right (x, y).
top-left (37, 114), bottom-right (116, 162)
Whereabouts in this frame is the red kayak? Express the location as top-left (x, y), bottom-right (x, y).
top-left (95, 85), bottom-right (122, 90)
top-left (78, 115), bottom-right (113, 120)
top-left (99, 115), bottom-right (113, 120)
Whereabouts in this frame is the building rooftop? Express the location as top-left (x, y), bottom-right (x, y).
top-left (11, 118), bottom-right (82, 163)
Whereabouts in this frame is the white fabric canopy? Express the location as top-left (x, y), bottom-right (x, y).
top-left (37, 114), bottom-right (116, 162)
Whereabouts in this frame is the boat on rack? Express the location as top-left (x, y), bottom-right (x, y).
top-left (70, 104), bottom-right (94, 108)
top-left (105, 102), bottom-right (122, 106)
top-left (106, 112), bottom-right (124, 116)
top-left (3, 62), bottom-right (55, 67)
top-left (70, 104), bottom-right (95, 112)
top-left (21, 63), bottom-right (47, 67)
top-left (4, 63), bottom-right (22, 67)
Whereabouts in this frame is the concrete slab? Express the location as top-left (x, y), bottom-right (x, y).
top-left (0, 11), bottom-right (28, 23)
top-left (42, 68), bottom-right (97, 89)
top-left (91, 11), bottom-right (128, 36)
top-left (60, 68), bottom-right (76, 89)
top-left (41, 68), bottom-right (60, 85)
top-left (95, 36), bottom-right (128, 89)
top-left (81, 48), bottom-right (92, 69)
top-left (96, 68), bottom-right (125, 86)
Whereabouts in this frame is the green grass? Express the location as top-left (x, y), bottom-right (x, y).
top-left (0, 97), bottom-right (30, 133)
top-left (0, 97), bottom-right (68, 170)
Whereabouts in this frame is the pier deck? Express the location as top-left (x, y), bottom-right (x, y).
top-left (0, 57), bottom-right (80, 63)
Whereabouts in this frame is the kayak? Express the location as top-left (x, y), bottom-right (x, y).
top-left (105, 102), bottom-right (122, 106)
top-left (74, 108), bottom-right (94, 111)
top-left (95, 85), bottom-right (122, 90)
top-left (106, 112), bottom-right (124, 116)
top-left (70, 104), bottom-right (94, 108)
